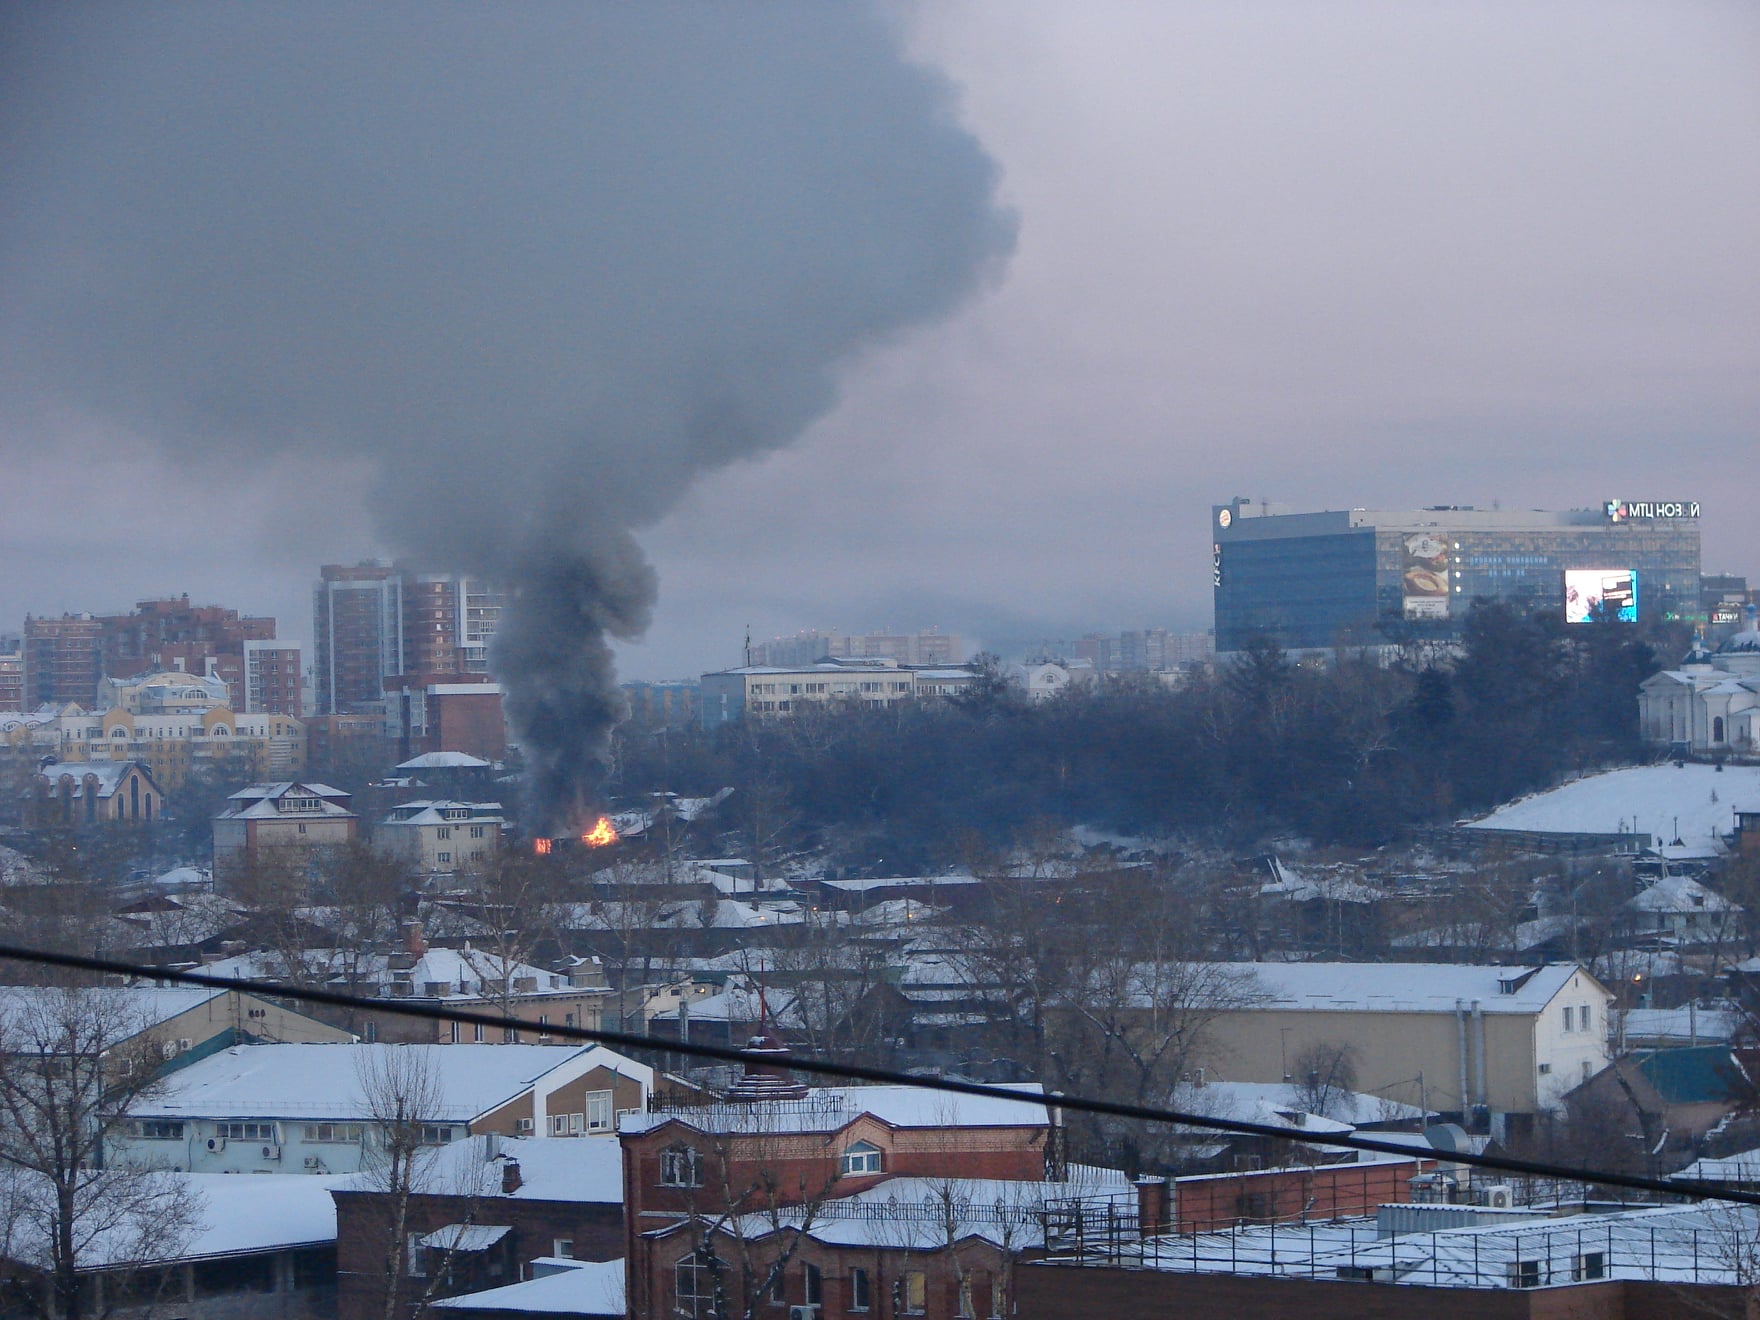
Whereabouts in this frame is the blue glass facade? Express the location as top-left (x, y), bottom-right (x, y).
top-left (1213, 503), bottom-right (1701, 651)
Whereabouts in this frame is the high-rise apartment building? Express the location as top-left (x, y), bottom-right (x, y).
top-left (24, 599), bottom-right (289, 713)
top-left (0, 647), bottom-right (22, 714)
top-left (1211, 498), bottom-right (1703, 652)
top-left (313, 564), bottom-right (505, 728)
top-left (242, 639), bottom-right (304, 716)
top-left (21, 614), bottom-right (104, 709)
top-left (313, 564), bottom-right (405, 716)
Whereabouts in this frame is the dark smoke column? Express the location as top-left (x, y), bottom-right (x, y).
top-left (495, 527), bottom-right (656, 830)
top-left (0, 4), bottom-right (1016, 830)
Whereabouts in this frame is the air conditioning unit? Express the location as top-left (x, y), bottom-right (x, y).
top-left (1482, 1184), bottom-right (1513, 1209)
top-left (515, 1119), bottom-right (534, 1134)
top-left (303, 1156), bottom-right (322, 1169)
top-left (160, 1041), bottom-right (179, 1060)
top-left (261, 1144), bottom-right (282, 1161)
top-left (206, 1137), bottom-right (226, 1152)
top-left (177, 1038), bottom-right (193, 1052)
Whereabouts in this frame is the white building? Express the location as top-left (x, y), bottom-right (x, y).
top-left (115, 1042), bottom-right (653, 1175)
top-left (699, 657), bottom-right (977, 727)
top-left (1639, 627), bottom-right (1760, 755)
top-left (377, 800), bottom-right (504, 874)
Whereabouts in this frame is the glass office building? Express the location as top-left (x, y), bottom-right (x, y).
top-left (1211, 499), bottom-right (1702, 651)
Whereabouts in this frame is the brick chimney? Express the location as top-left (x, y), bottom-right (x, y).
top-left (1135, 1176), bottom-right (1170, 1237)
top-left (500, 1157), bottom-right (522, 1195)
top-left (404, 919), bottom-right (427, 959)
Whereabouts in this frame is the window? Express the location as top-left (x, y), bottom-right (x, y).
top-left (661, 1145), bottom-right (703, 1187)
top-left (473, 1022), bottom-right (485, 1043)
top-left (436, 827), bottom-right (451, 840)
top-left (303, 1123), bottom-right (364, 1143)
top-left (419, 1125), bottom-right (455, 1145)
top-left (676, 1252), bottom-right (721, 1320)
top-left (1538, 1063), bottom-right (1552, 1075)
top-left (470, 825), bottom-right (486, 838)
top-left (586, 1090), bottom-right (612, 1132)
top-left (132, 1120), bottom-right (184, 1140)
top-left (217, 1122), bottom-right (275, 1142)
top-left (849, 1268), bottom-right (870, 1312)
top-left (896, 1272), bottom-right (926, 1315)
top-left (551, 1114), bottom-right (570, 1136)
top-left (1574, 1251), bottom-right (1606, 1281)
top-left (839, 1141), bottom-right (882, 1176)
top-left (1562, 1006), bottom-right (1573, 1031)
top-left (1580, 1004), bottom-right (1593, 1033)
top-left (437, 852), bottom-right (451, 864)
top-left (804, 1264), bottom-right (822, 1306)
top-left (406, 1234), bottom-right (428, 1277)
top-left (1507, 1260), bottom-right (1544, 1289)
top-left (552, 1239), bottom-right (574, 1260)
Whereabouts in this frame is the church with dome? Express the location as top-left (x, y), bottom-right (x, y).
top-left (1640, 610), bottom-right (1760, 754)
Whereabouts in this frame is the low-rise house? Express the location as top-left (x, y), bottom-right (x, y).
top-left (116, 1043), bottom-right (652, 1175)
top-left (212, 782), bottom-right (360, 874)
top-left (1620, 875), bottom-right (1741, 947)
top-left (204, 933), bottom-right (611, 1044)
top-left (1179, 963), bottom-right (1613, 1139)
top-left (1564, 1046), bottom-right (1750, 1170)
top-left (377, 801), bottom-right (505, 875)
top-left (0, 1169), bottom-right (346, 1320)
top-left (333, 1135), bottom-right (626, 1320)
top-left (0, 984), bottom-right (352, 1076)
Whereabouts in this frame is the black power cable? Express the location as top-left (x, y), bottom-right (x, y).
top-left (0, 941), bottom-right (1753, 1208)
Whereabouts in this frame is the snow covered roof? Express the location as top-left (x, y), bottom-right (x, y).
top-left (1180, 1080), bottom-right (1429, 1128)
top-left (0, 1169), bottom-right (347, 1270)
top-left (380, 800), bottom-right (506, 825)
top-left (131, 1043), bottom-right (649, 1122)
top-left (226, 781), bottom-right (349, 800)
top-left (345, 1134), bottom-right (625, 1203)
top-left (422, 1224), bottom-right (513, 1252)
top-left (1627, 875), bottom-right (1739, 913)
top-left (1621, 1006), bottom-right (1739, 1044)
top-left (1466, 764), bottom-right (1760, 855)
top-left (648, 977), bottom-right (803, 1028)
top-left (618, 1083), bottom-right (1048, 1137)
top-left (433, 1258), bottom-right (625, 1317)
top-left (1235, 962), bottom-right (1597, 1015)
top-left (35, 761), bottom-right (141, 796)
top-left (0, 985), bottom-right (226, 1037)
top-left (1123, 1201), bottom-right (1760, 1286)
top-left (398, 752), bottom-right (493, 769)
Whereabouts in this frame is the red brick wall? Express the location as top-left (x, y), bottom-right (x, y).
top-left (1174, 1159), bottom-right (1428, 1233)
top-left (430, 692), bottom-right (506, 760)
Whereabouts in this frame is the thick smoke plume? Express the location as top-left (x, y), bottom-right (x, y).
top-left (0, 3), bottom-right (1014, 828)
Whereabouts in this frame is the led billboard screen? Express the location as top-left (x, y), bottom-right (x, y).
top-left (1565, 568), bottom-right (1638, 624)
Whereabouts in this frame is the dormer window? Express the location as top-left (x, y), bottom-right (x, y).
top-left (840, 1140), bottom-right (882, 1176)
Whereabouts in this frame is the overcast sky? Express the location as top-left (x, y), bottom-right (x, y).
top-left (3, 2), bottom-right (1756, 679)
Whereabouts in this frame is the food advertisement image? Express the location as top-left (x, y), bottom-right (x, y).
top-left (1401, 532), bottom-right (1451, 619)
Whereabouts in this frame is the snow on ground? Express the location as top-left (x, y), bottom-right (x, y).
top-left (1466, 764), bottom-right (1760, 856)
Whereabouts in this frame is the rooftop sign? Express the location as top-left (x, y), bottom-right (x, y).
top-left (1605, 500), bottom-right (1699, 522)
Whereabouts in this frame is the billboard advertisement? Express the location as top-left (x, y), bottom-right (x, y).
top-left (1401, 532), bottom-right (1450, 619)
top-left (1565, 568), bottom-right (1639, 624)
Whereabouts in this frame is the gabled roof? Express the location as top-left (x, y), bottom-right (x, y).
top-left (432, 1258), bottom-right (625, 1317)
top-left (34, 761), bottom-right (147, 797)
top-left (618, 1083), bottom-right (1048, 1137)
top-left (1237, 961), bottom-right (1598, 1015)
top-left (397, 752), bottom-right (493, 770)
top-left (0, 986), bottom-right (227, 1038)
top-left (131, 1043), bottom-right (650, 1123)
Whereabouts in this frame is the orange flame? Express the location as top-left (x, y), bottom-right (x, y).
top-left (581, 816), bottom-right (619, 848)
top-left (532, 837), bottom-right (553, 856)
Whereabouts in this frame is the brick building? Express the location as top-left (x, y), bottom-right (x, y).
top-left (21, 613), bottom-right (103, 708)
top-left (332, 1135), bottom-right (626, 1320)
top-left (616, 1066), bottom-right (1123, 1320)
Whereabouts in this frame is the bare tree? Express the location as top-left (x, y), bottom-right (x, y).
top-left (1289, 1041), bottom-right (1360, 1122)
top-left (355, 1047), bottom-right (449, 1320)
top-left (0, 988), bottom-right (203, 1320)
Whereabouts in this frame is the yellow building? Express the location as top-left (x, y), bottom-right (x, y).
top-left (4, 704), bottom-right (305, 789)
